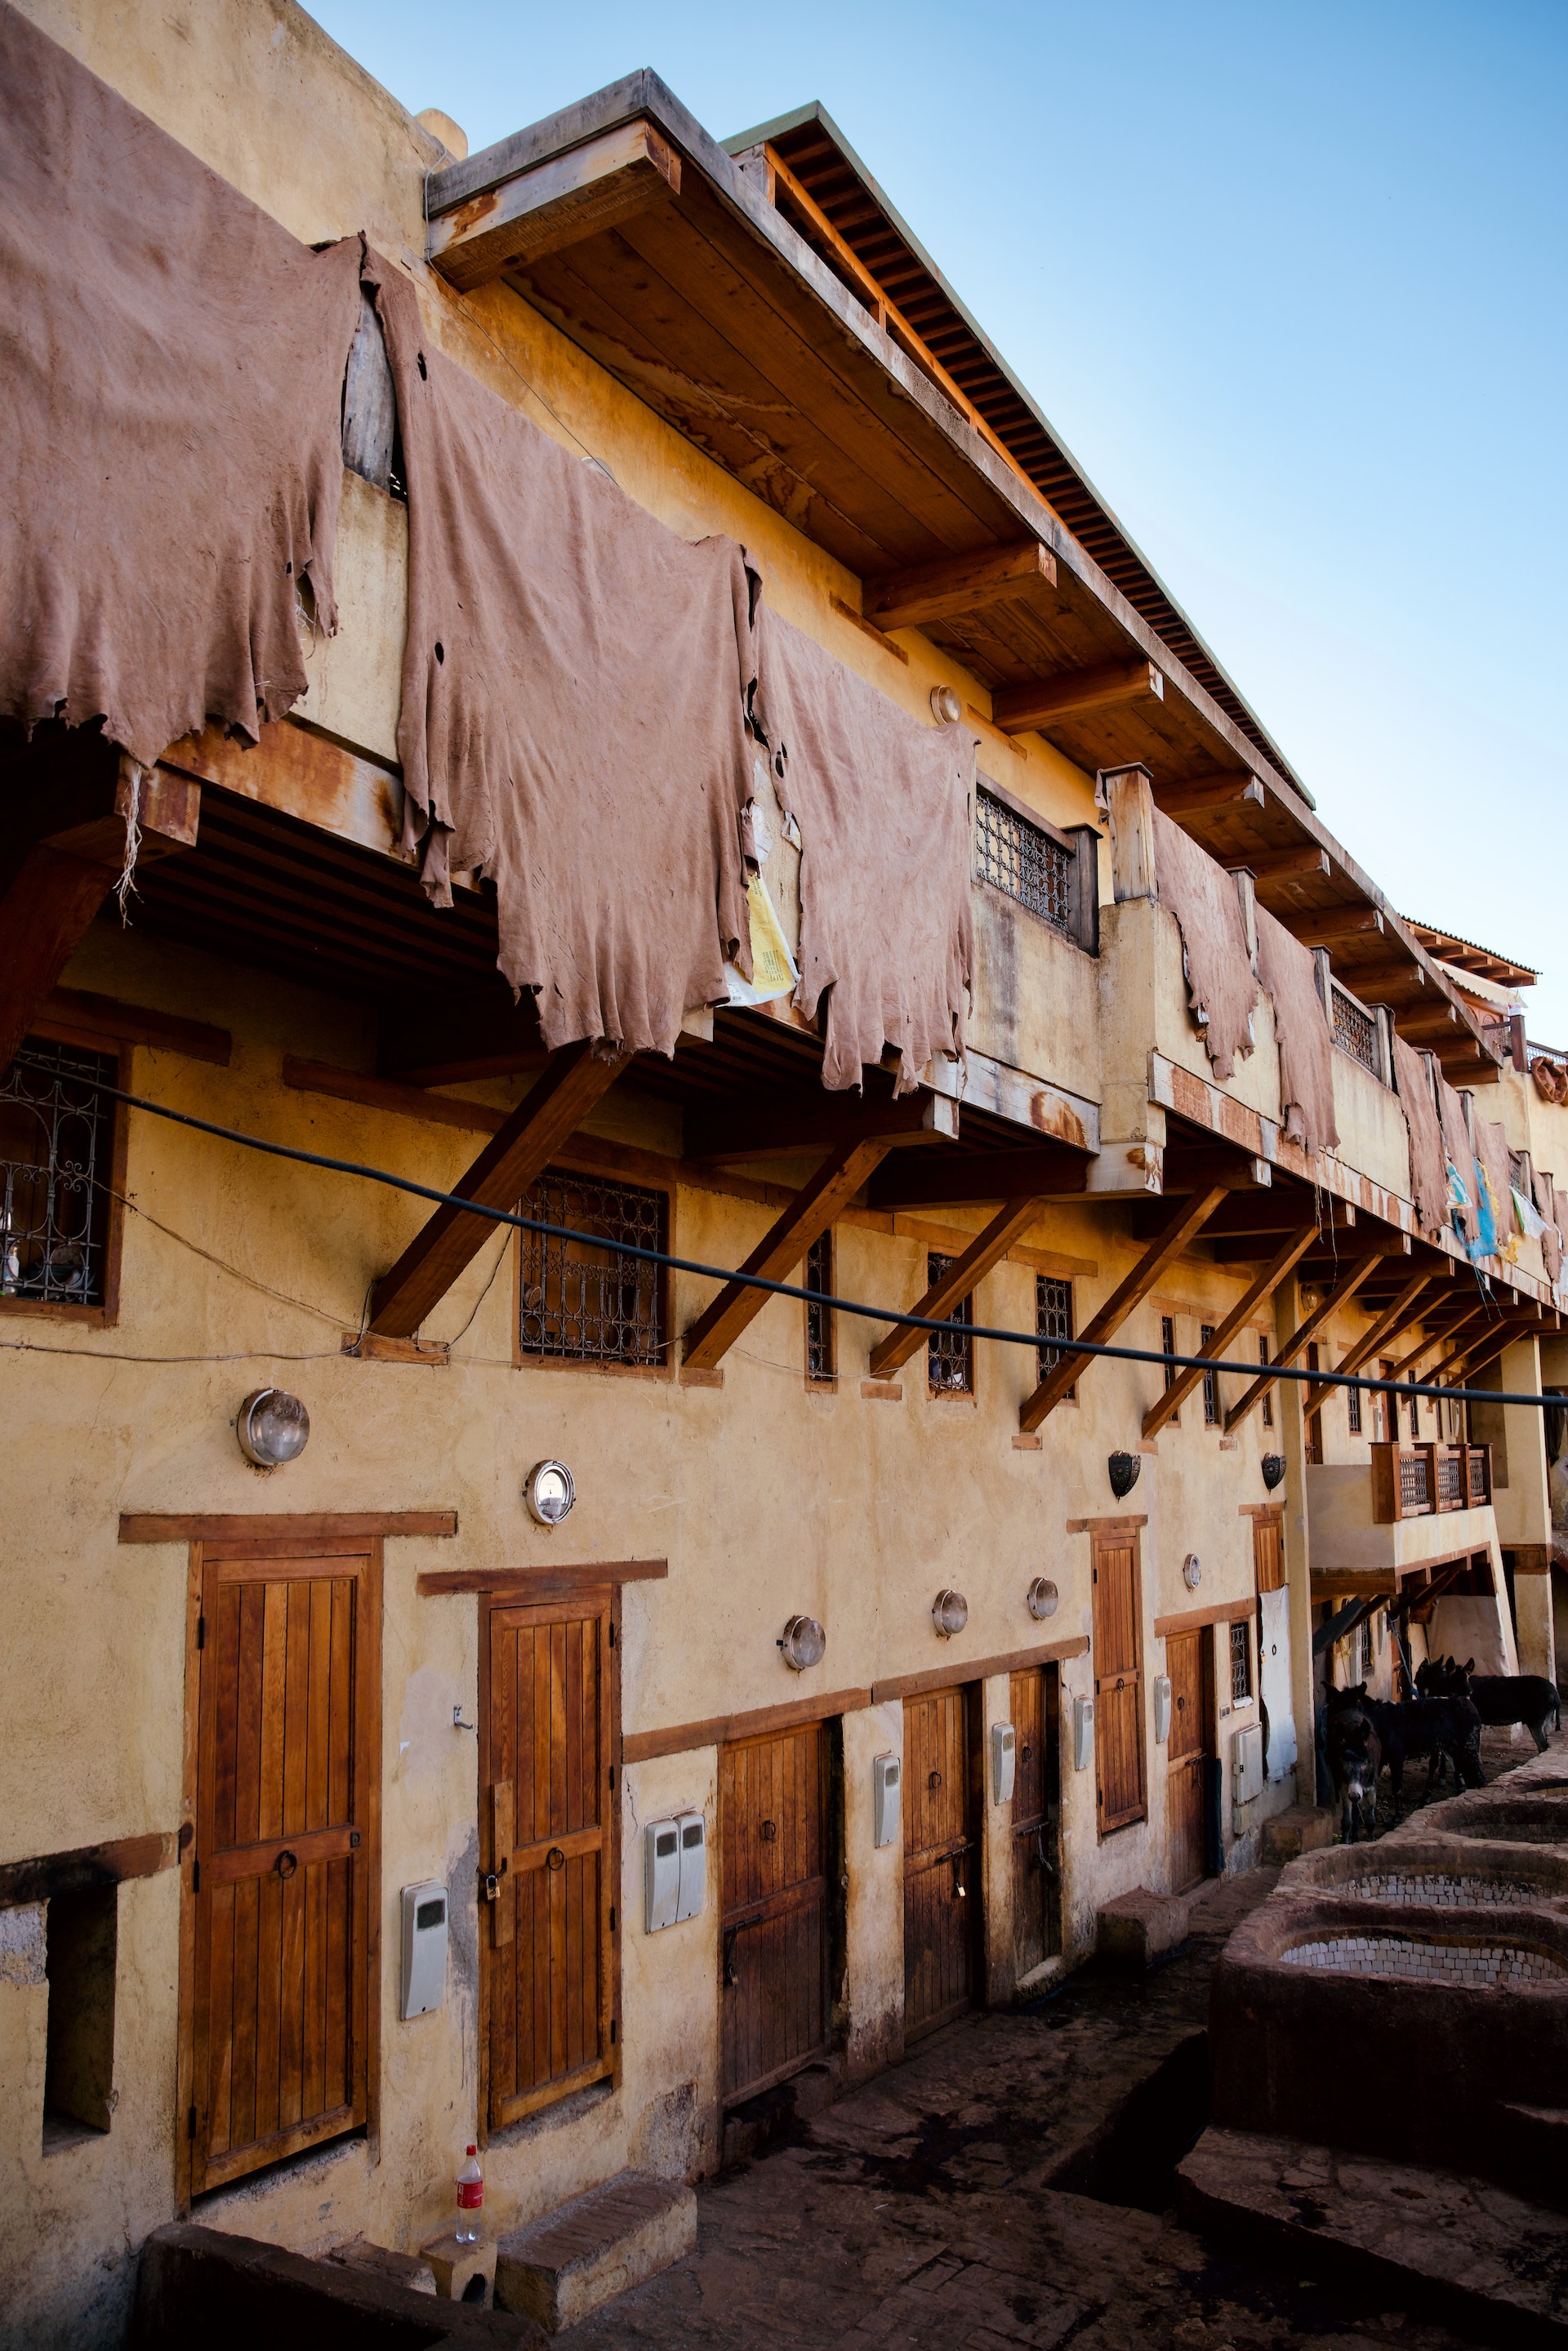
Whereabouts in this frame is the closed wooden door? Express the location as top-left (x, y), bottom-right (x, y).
top-left (484, 1592), bottom-right (617, 2130)
top-left (719, 1721), bottom-right (830, 2104)
top-left (902, 1686), bottom-right (979, 2039)
top-left (1165, 1628), bottom-right (1210, 1893)
top-left (186, 1540), bottom-right (378, 2197)
top-left (1092, 1533), bottom-right (1146, 1834)
top-left (1009, 1665), bottom-right (1060, 1977)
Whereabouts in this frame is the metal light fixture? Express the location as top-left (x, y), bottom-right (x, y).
top-left (1261, 1453), bottom-right (1287, 1492)
top-left (1027, 1576), bottom-right (1059, 1620)
top-left (777, 1614), bottom-right (826, 1672)
top-left (929, 684), bottom-right (962, 725)
top-left (1183, 1552), bottom-right (1203, 1591)
top-left (523, 1459), bottom-right (576, 1526)
top-left (932, 1587), bottom-right (969, 1639)
top-left (1107, 1450), bottom-right (1141, 1501)
top-left (237, 1388), bottom-right (310, 1469)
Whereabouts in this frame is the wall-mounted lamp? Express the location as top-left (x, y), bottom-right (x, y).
top-left (1107, 1451), bottom-right (1141, 1501)
top-left (929, 684), bottom-right (963, 725)
top-left (932, 1588), bottom-right (969, 1639)
top-left (777, 1614), bottom-right (826, 1671)
top-left (1261, 1454), bottom-right (1287, 1492)
top-left (1027, 1577), bottom-right (1058, 1620)
top-left (523, 1459), bottom-right (575, 1525)
top-left (237, 1388), bottom-right (310, 1469)
top-left (1183, 1552), bottom-right (1203, 1591)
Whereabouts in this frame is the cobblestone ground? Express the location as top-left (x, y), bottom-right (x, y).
top-left (572, 1728), bottom-right (1562, 2351)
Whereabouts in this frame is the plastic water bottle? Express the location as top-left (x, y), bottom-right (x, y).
top-left (455, 2144), bottom-right (483, 2244)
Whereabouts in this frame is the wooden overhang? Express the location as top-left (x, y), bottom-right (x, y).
top-left (424, 75), bottom-right (1500, 1084)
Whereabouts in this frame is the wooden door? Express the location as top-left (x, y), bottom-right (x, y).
top-left (185, 1540), bottom-right (378, 2197)
top-left (1252, 1512), bottom-right (1285, 1594)
top-left (1009, 1665), bottom-right (1061, 1978)
top-left (902, 1686), bottom-right (979, 2039)
top-left (719, 1721), bottom-right (830, 2104)
top-left (1092, 1532), bottom-right (1147, 1835)
top-left (483, 1592), bottom-right (617, 2131)
top-left (1165, 1628), bottom-right (1211, 1893)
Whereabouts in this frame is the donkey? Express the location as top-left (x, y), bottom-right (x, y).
top-left (1440, 1656), bottom-right (1561, 1755)
top-left (1325, 1684), bottom-right (1383, 1842)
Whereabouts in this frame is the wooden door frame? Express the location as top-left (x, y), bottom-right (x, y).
top-left (476, 1580), bottom-right (621, 2144)
top-left (1091, 1528), bottom-right (1147, 1838)
top-left (176, 1531), bottom-right (384, 2211)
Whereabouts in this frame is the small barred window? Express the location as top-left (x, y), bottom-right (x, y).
top-left (0, 1038), bottom-right (118, 1310)
top-left (974, 788), bottom-right (1072, 932)
top-left (1230, 1619), bottom-right (1253, 1703)
top-left (519, 1168), bottom-right (666, 1366)
top-left (926, 1253), bottom-right (973, 1394)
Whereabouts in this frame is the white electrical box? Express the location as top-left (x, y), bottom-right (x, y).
top-left (675, 1811), bottom-right (706, 1922)
top-left (399, 1880), bottom-right (448, 2020)
top-left (1152, 1675), bottom-right (1172, 1745)
top-left (991, 1721), bottom-right (1016, 1806)
top-left (1073, 1694), bottom-right (1095, 1771)
top-left (1232, 1721), bottom-right (1265, 1816)
top-left (644, 1819), bottom-right (681, 1931)
top-left (872, 1752), bottom-right (901, 1848)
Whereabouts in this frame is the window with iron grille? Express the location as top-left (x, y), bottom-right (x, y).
top-left (1, 1038), bottom-right (117, 1310)
top-left (1347, 1374), bottom-right (1362, 1435)
top-left (1161, 1316), bottom-right (1178, 1406)
top-left (805, 1227), bottom-right (834, 1383)
top-left (1230, 1619), bottom-right (1252, 1703)
top-left (926, 1253), bottom-right (973, 1394)
top-left (1200, 1325), bottom-right (1219, 1425)
top-left (1399, 1450), bottom-right (1431, 1513)
top-left (519, 1167), bottom-right (666, 1366)
top-left (1259, 1334), bottom-right (1274, 1428)
top-left (1407, 1384), bottom-right (1420, 1440)
top-left (1037, 1275), bottom-right (1074, 1396)
top-left (1331, 983), bottom-right (1379, 1074)
top-left (974, 787), bottom-right (1073, 933)
top-left (1358, 1616), bottom-right (1377, 1683)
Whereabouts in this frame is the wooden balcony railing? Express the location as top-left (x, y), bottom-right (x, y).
top-left (1370, 1442), bottom-right (1490, 1522)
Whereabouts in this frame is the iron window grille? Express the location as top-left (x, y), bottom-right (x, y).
top-left (1161, 1315), bottom-right (1178, 1397)
top-left (1347, 1374), bottom-right (1362, 1435)
top-left (1200, 1325), bottom-right (1220, 1426)
top-left (926, 1253), bottom-right (973, 1394)
top-left (975, 787), bottom-right (1073, 933)
top-left (1259, 1335), bottom-right (1274, 1428)
top-left (805, 1227), bottom-right (834, 1383)
top-left (1330, 982), bottom-right (1379, 1075)
top-left (1230, 1619), bottom-right (1252, 1704)
top-left (1, 1038), bottom-right (117, 1309)
top-left (519, 1167), bottom-right (666, 1367)
top-left (1358, 1617), bottom-right (1377, 1683)
top-left (1036, 1276), bottom-right (1074, 1396)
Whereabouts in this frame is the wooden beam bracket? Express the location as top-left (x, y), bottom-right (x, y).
top-left (683, 1135), bottom-right (894, 1370)
top-left (992, 659), bottom-right (1164, 738)
top-left (868, 1193), bottom-right (1042, 1379)
top-left (1142, 1222), bottom-right (1319, 1439)
top-left (429, 117), bottom-right (682, 292)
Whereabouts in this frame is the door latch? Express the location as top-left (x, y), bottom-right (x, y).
top-left (722, 1926), bottom-right (741, 1988)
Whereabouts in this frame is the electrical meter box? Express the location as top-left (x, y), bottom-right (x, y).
top-left (399, 1880), bottom-right (448, 2020)
top-left (644, 1819), bottom-right (681, 1931)
top-left (872, 1752), bottom-right (901, 1848)
top-left (1073, 1694), bottom-right (1095, 1772)
top-left (1232, 1721), bottom-right (1266, 1817)
top-left (675, 1811), bottom-right (706, 1921)
top-left (991, 1721), bottom-right (1016, 1806)
top-left (1152, 1675), bottom-right (1173, 1745)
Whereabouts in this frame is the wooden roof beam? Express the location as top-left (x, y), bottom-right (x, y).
top-left (429, 117), bottom-right (682, 292)
top-left (867, 1145), bottom-right (1088, 1212)
top-left (1301, 1270), bottom-right (1446, 1417)
top-left (862, 540), bottom-right (1057, 633)
top-left (867, 1193), bottom-right (1043, 1378)
top-left (1152, 773), bottom-right (1266, 820)
top-left (367, 1039), bottom-right (626, 1339)
top-left (1223, 1251), bottom-right (1384, 1432)
top-left (1020, 1182), bottom-right (1232, 1432)
top-left (1222, 846), bottom-right (1332, 885)
top-left (991, 659), bottom-right (1163, 737)
top-left (683, 1135), bottom-right (893, 1369)
top-left (1143, 1222), bottom-right (1319, 1439)
top-left (1290, 908), bottom-right (1386, 948)
top-left (687, 1084), bottom-right (956, 1164)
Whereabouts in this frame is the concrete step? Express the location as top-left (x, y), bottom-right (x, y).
top-left (330, 2236), bottom-right (437, 2296)
top-left (1094, 1886), bottom-right (1192, 1971)
top-left (495, 2171), bottom-right (696, 2334)
top-left (1258, 1804), bottom-right (1336, 1864)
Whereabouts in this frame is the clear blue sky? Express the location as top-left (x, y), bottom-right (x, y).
top-left (314, 0), bottom-right (1568, 1040)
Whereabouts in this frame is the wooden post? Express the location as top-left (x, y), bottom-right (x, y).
top-left (1102, 765), bottom-right (1156, 906)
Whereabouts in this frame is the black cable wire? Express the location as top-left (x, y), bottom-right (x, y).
top-left (87, 1076), bottom-right (1558, 1410)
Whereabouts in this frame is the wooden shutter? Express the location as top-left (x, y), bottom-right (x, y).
top-left (483, 1592), bottom-right (617, 2131)
top-left (1252, 1511), bottom-right (1285, 1593)
top-left (1092, 1532), bottom-right (1146, 1833)
top-left (719, 1721), bottom-right (830, 2104)
top-left (185, 1539), bottom-right (378, 2198)
top-left (902, 1686), bottom-right (979, 2039)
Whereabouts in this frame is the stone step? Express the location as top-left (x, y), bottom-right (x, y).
top-left (1258, 1804), bottom-right (1336, 1864)
top-left (495, 2171), bottom-right (697, 2334)
top-left (1095, 1886), bottom-right (1192, 1971)
top-left (330, 2236), bottom-right (437, 2295)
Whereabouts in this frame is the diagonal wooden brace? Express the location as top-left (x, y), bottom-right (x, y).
top-left (1142, 1222), bottom-right (1320, 1440)
top-left (682, 1136), bottom-right (893, 1372)
top-left (1018, 1183), bottom-right (1232, 1433)
top-left (1301, 1270), bottom-right (1442, 1417)
top-left (368, 1039), bottom-right (625, 1339)
top-left (867, 1195), bottom-right (1042, 1380)
top-left (1223, 1251), bottom-right (1383, 1432)
top-left (1387, 1301), bottom-right (1488, 1384)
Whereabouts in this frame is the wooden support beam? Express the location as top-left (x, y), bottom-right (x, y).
top-left (1223, 1251), bottom-right (1383, 1432)
top-left (991, 659), bottom-right (1163, 737)
top-left (1162, 1146), bottom-right (1272, 1194)
top-left (380, 986), bottom-right (548, 1087)
top-left (868, 1194), bottom-right (1042, 1378)
top-left (862, 541), bottom-right (1057, 633)
top-left (1438, 1316), bottom-right (1539, 1385)
top-left (1387, 1302), bottom-right (1489, 1383)
top-left (368, 1040), bottom-right (626, 1338)
top-left (1019, 1183), bottom-right (1232, 1432)
top-left (1289, 908), bottom-right (1386, 947)
top-left (1142, 1222), bottom-right (1319, 1438)
top-left (686, 1084), bottom-right (956, 1164)
top-left (1152, 773), bottom-right (1265, 819)
top-left (0, 755), bottom-right (200, 1072)
top-left (866, 1145), bottom-right (1089, 1213)
top-left (1222, 846), bottom-right (1331, 885)
top-left (1302, 1271), bottom-right (1442, 1417)
top-left (429, 118), bottom-right (682, 292)
top-left (682, 1136), bottom-right (893, 1370)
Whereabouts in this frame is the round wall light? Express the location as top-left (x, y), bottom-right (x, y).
top-left (237, 1388), bottom-right (310, 1469)
top-left (1183, 1552), bottom-right (1203, 1591)
top-left (777, 1614), bottom-right (826, 1672)
top-left (523, 1459), bottom-right (576, 1526)
top-left (929, 684), bottom-right (963, 725)
top-left (1261, 1453), bottom-right (1287, 1492)
top-left (1027, 1576), bottom-right (1059, 1620)
top-left (932, 1587), bottom-right (969, 1639)
top-left (1107, 1450), bottom-right (1142, 1501)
